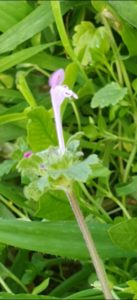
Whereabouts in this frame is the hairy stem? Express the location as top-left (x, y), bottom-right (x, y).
top-left (66, 188), bottom-right (113, 300)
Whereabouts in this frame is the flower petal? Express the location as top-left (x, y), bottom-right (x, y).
top-left (49, 69), bottom-right (65, 88)
top-left (50, 85), bottom-right (78, 110)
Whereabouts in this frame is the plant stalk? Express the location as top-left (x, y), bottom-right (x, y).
top-left (52, 107), bottom-right (113, 298)
top-left (66, 189), bottom-right (113, 300)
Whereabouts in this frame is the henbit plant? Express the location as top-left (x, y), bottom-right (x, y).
top-left (18, 69), bottom-right (113, 300)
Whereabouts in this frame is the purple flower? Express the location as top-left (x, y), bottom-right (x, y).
top-left (49, 69), bottom-right (78, 154)
top-left (24, 151), bottom-right (32, 158)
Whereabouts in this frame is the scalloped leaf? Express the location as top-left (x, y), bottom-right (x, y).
top-left (91, 82), bottom-right (127, 108)
top-left (72, 21), bottom-right (110, 66)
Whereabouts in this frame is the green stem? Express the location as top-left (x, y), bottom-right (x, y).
top-left (103, 16), bottom-right (135, 107)
top-left (51, 1), bottom-right (89, 84)
top-left (0, 195), bottom-right (27, 219)
top-left (66, 188), bottom-right (113, 300)
top-left (92, 182), bottom-right (131, 219)
top-left (0, 277), bottom-right (13, 294)
top-left (104, 132), bottom-right (137, 145)
top-left (102, 17), bottom-right (123, 85)
top-left (118, 121), bottom-right (124, 180)
top-left (70, 100), bottom-right (81, 131)
top-left (80, 183), bottom-right (111, 222)
top-left (123, 128), bottom-right (137, 183)
top-left (16, 72), bottom-right (37, 108)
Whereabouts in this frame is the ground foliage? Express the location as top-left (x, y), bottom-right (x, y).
top-left (0, 0), bottom-right (137, 299)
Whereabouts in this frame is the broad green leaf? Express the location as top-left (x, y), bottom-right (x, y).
top-left (27, 52), bottom-right (68, 71)
top-left (0, 294), bottom-right (57, 300)
top-left (0, 1), bottom-right (32, 32)
top-left (0, 43), bottom-right (57, 73)
top-left (0, 1), bottom-right (78, 54)
top-left (91, 82), bottom-right (127, 108)
top-left (27, 106), bottom-right (57, 151)
top-left (0, 219), bottom-right (136, 260)
top-left (65, 288), bottom-right (102, 300)
top-left (0, 3), bottom-right (53, 54)
top-left (73, 21), bottom-right (110, 66)
top-left (109, 0), bottom-right (137, 29)
top-left (109, 218), bottom-right (137, 252)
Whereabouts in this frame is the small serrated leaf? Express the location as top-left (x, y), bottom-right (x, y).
top-left (64, 154), bottom-right (99, 182)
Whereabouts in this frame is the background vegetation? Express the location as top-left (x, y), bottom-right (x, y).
top-left (0, 0), bottom-right (137, 299)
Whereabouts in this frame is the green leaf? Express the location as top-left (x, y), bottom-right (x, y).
top-left (64, 154), bottom-right (98, 182)
top-left (32, 278), bottom-right (49, 295)
top-left (0, 0), bottom-right (32, 32)
top-left (109, 0), bottom-right (137, 29)
top-left (16, 71), bottom-right (37, 108)
top-left (125, 56), bottom-right (137, 76)
top-left (0, 294), bottom-right (57, 300)
top-left (120, 22), bottom-right (137, 56)
top-left (0, 1), bottom-right (77, 54)
top-left (0, 112), bottom-right (26, 126)
top-left (0, 3), bottom-right (52, 54)
top-left (91, 82), bottom-right (127, 108)
top-left (0, 124), bottom-right (25, 144)
top-left (0, 219), bottom-right (136, 260)
top-left (0, 263), bottom-right (27, 292)
top-left (0, 182), bottom-right (28, 209)
top-left (0, 89), bottom-right (23, 102)
top-left (72, 21), bottom-right (110, 66)
top-left (0, 160), bottom-right (15, 178)
top-left (116, 176), bottom-right (137, 197)
top-left (0, 43), bottom-right (57, 73)
top-left (109, 218), bottom-right (137, 252)
top-left (0, 203), bottom-right (14, 220)
top-left (27, 106), bottom-right (57, 151)
top-left (27, 52), bottom-right (68, 71)
top-left (64, 62), bottom-right (78, 88)
top-left (91, 0), bottom-right (108, 12)
top-left (34, 190), bottom-right (73, 220)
